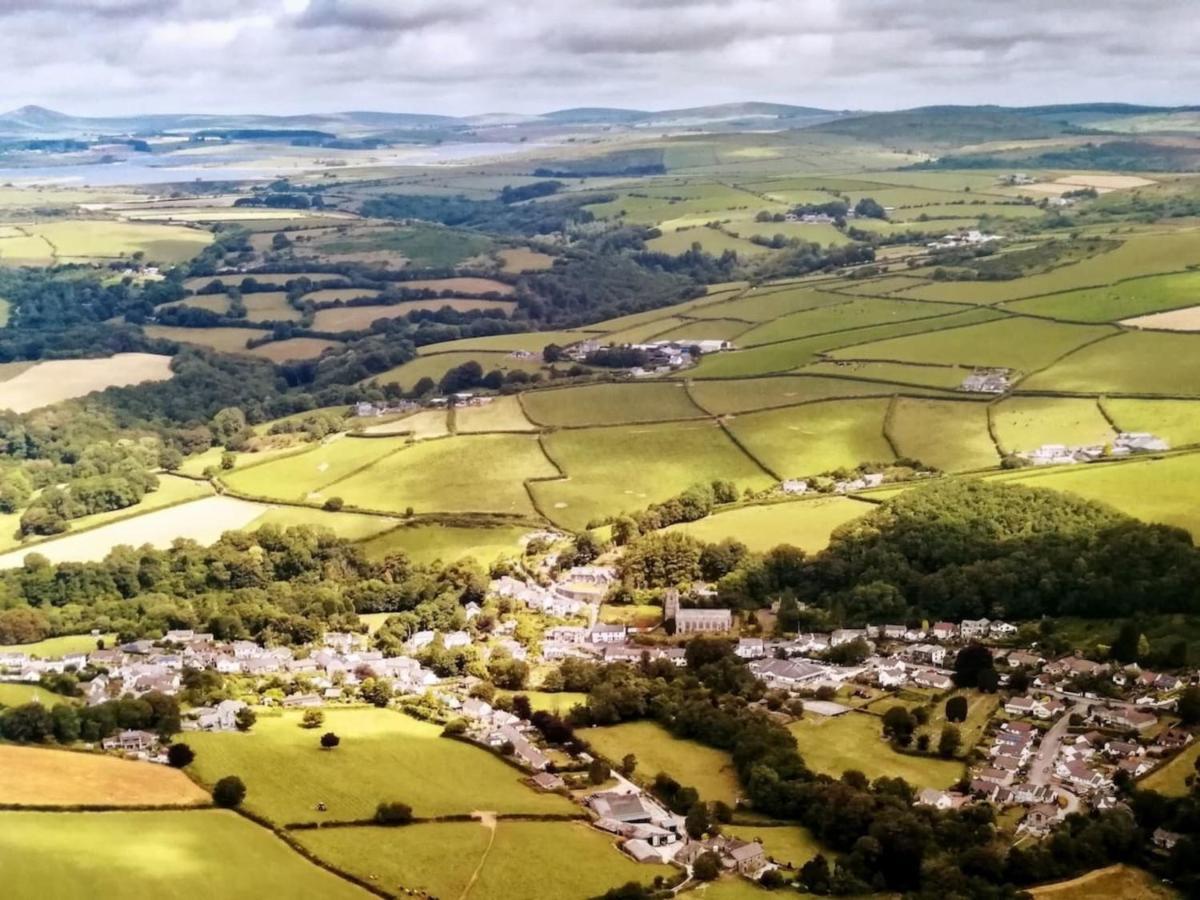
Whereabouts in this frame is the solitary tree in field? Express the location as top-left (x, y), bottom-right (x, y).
top-left (588, 759), bottom-right (611, 785)
top-left (320, 732), bottom-right (340, 750)
top-left (234, 707), bottom-right (257, 732)
top-left (945, 695), bottom-right (969, 723)
top-left (212, 775), bottom-right (246, 808)
top-left (166, 743), bottom-right (195, 768)
top-left (301, 710), bottom-right (324, 729)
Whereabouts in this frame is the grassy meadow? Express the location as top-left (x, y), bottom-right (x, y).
top-left (667, 496), bottom-right (872, 552)
top-left (888, 397), bottom-right (998, 471)
top-left (584, 720), bottom-right (743, 803)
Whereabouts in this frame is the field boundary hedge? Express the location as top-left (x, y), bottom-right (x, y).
top-left (716, 419), bottom-right (782, 482)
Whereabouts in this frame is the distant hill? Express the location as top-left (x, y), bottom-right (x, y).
top-left (808, 105), bottom-right (1086, 146)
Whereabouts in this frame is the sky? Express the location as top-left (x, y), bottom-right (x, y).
top-left (3, 0), bottom-right (1199, 117)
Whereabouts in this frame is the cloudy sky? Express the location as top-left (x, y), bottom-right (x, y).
top-left (4, 0), bottom-right (1197, 116)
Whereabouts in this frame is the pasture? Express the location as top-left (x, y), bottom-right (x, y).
top-left (334, 434), bottom-right (556, 516)
top-left (828, 316), bottom-right (1116, 373)
top-left (788, 712), bottom-right (965, 788)
top-left (497, 247), bottom-right (555, 272)
top-left (224, 437), bottom-right (404, 501)
top-left (0, 682), bottom-right (70, 707)
top-left (585, 720), bottom-right (742, 803)
top-left (0, 353), bottom-right (173, 414)
top-left (1028, 864), bottom-right (1176, 900)
top-left (1019, 331), bottom-right (1200, 395)
top-left (735, 297), bottom-right (970, 347)
top-left (1139, 742), bottom-right (1200, 797)
top-left (654, 318), bottom-right (752, 342)
top-left (520, 382), bottom-right (704, 427)
top-left (0, 220), bottom-right (211, 266)
top-left (991, 397), bottom-right (1114, 453)
top-left (800, 359), bottom-right (968, 388)
top-left (725, 398), bottom-right (894, 478)
top-left (0, 745), bottom-right (208, 807)
top-left (250, 337), bottom-right (342, 362)
top-left (298, 820), bottom-right (673, 900)
top-left (1104, 398), bottom-right (1200, 447)
top-left (241, 291), bottom-right (302, 322)
top-left (533, 421), bottom-right (774, 530)
top-left (300, 224), bottom-right (492, 268)
top-left (667, 496), bottom-right (872, 552)
top-left (888, 397), bottom-right (998, 471)
top-left (689, 374), bottom-right (952, 415)
top-left (722, 824), bottom-right (822, 870)
top-left (143, 324), bottom-right (262, 354)
top-left (0, 495), bottom-right (265, 568)
top-left (646, 226), bottom-right (769, 258)
top-left (413, 330), bottom-right (592, 355)
top-left (0, 633), bottom-right (115, 657)
top-left (359, 523), bottom-right (532, 564)
top-left (690, 284), bottom-right (847, 323)
top-left (246, 506), bottom-right (397, 542)
top-left (454, 395), bottom-right (537, 432)
top-left (1003, 270), bottom-right (1200, 322)
top-left (361, 409), bottom-right (449, 439)
top-left (0, 810), bottom-right (368, 899)
top-left (186, 708), bottom-right (575, 823)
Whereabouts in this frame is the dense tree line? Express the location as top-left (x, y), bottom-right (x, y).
top-left (0, 692), bottom-right (181, 744)
top-left (359, 192), bottom-right (607, 236)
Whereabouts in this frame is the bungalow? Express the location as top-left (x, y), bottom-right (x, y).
top-left (531, 772), bottom-right (565, 791)
top-left (975, 767), bottom-right (1013, 786)
top-left (493, 724), bottom-right (549, 771)
top-left (912, 669), bottom-right (953, 690)
top-left (1117, 757), bottom-right (1154, 779)
top-left (915, 788), bottom-right (955, 810)
top-left (1095, 707), bottom-right (1157, 732)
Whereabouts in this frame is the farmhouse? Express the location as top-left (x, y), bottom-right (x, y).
top-left (101, 730), bottom-right (159, 753)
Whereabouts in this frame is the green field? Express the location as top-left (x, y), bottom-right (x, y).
top-left (454, 395), bottom-right (538, 432)
top-left (1104, 398), bottom-right (1200, 447)
top-left (1020, 331), bottom-right (1200, 396)
top-left (788, 712), bottom-right (964, 788)
top-left (991, 397), bottom-right (1115, 453)
top-left (689, 285), bottom-right (847, 323)
top-left (0, 633), bottom-right (114, 657)
top-left (533, 421), bottom-right (774, 530)
top-left (667, 497), bottom-right (871, 552)
top-left (360, 523), bottom-right (532, 564)
top-left (250, 338), bottom-right (343, 363)
top-left (241, 291), bottom-right (302, 323)
top-left (521, 382), bottom-right (704, 427)
top-left (990, 452), bottom-right (1200, 537)
top-left (585, 720), bottom-right (743, 803)
top-left (224, 437), bottom-right (404, 501)
top-left (0, 682), bottom-right (72, 707)
top-left (305, 224), bottom-right (493, 268)
top-left (311, 298), bottom-right (511, 332)
top-left (800, 359), bottom-right (969, 388)
top-left (415, 330), bottom-right (593, 355)
top-left (1140, 743), bottom-right (1200, 796)
top-left (646, 226), bottom-right (770, 257)
top-left (726, 398), bottom-right (894, 478)
top-left (828, 316), bottom-right (1116, 373)
top-left (653, 318), bottom-right (753, 343)
top-left (735, 297), bottom-right (970, 347)
top-left (888, 397), bottom-right (998, 471)
top-left (1003, 270), bottom-right (1200, 323)
top-left (0, 810), bottom-right (367, 899)
top-left (334, 434), bottom-right (555, 516)
top-left (187, 708), bottom-right (574, 823)
top-left (688, 374), bottom-right (948, 416)
top-left (371, 351), bottom-right (545, 392)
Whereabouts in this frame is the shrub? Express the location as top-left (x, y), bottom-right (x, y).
top-left (693, 850), bottom-right (722, 881)
top-left (323, 497), bottom-right (344, 512)
top-left (212, 775), bottom-right (246, 808)
top-left (301, 709), bottom-right (324, 729)
top-left (320, 732), bottom-right (340, 750)
top-left (374, 801), bottom-right (414, 825)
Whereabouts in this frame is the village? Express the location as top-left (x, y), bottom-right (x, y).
top-left (3, 541), bottom-right (1198, 889)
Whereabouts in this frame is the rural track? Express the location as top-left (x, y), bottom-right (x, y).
top-left (458, 811), bottom-right (498, 900)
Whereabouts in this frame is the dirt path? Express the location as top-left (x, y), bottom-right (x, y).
top-left (458, 811), bottom-right (498, 900)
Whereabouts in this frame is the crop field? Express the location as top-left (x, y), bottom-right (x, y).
top-left (361, 409), bottom-right (449, 439)
top-left (311, 298), bottom-right (511, 332)
top-left (727, 220), bottom-right (851, 246)
top-left (187, 708), bottom-right (575, 823)
top-left (1104, 398), bottom-right (1200, 446)
top-left (888, 397), bottom-right (998, 471)
top-left (1029, 864), bottom-right (1176, 900)
top-left (360, 523), bottom-right (532, 564)
top-left (584, 181), bottom-right (773, 225)
top-left (398, 276), bottom-right (514, 295)
top-left (534, 421), bottom-right (774, 529)
top-left (991, 453), bottom-right (1200, 537)
top-left (1003, 271), bottom-right (1200, 322)
top-left (668, 496), bottom-right (872, 552)
top-left (1122, 304), bottom-right (1200, 331)
top-left (371, 350), bottom-right (544, 392)
top-left (830, 315), bottom-right (1116, 373)
top-left (0, 220), bottom-right (211, 266)
top-left (521, 382), bottom-right (704, 427)
top-left (454, 395), bottom-right (536, 432)
top-left (991, 397), bottom-right (1114, 453)
top-left (688, 374), bottom-right (947, 415)
top-left (1019, 331), bottom-right (1200, 396)
top-left (726, 398), bottom-right (894, 478)
top-left (897, 231), bottom-right (1200, 303)
top-left (253, 337), bottom-right (343, 362)
top-left (0, 810), bottom-right (368, 900)
top-left (246, 506), bottom-right (397, 541)
top-left (299, 820), bottom-right (672, 900)
top-left (799, 359), bottom-right (968, 388)
top-left (0, 495), bottom-right (266, 568)
top-left (735, 297), bottom-right (971, 347)
top-left (788, 712), bottom-right (964, 788)
top-left (1140, 743), bottom-right (1200, 796)
top-left (585, 721), bottom-right (742, 803)
top-left (335, 433), bottom-right (555, 516)
top-left (0, 745), bottom-right (208, 807)
top-left (498, 247), bottom-right (555, 272)
top-left (600, 316), bottom-right (692, 344)
top-left (723, 824), bottom-right (822, 869)
top-left (0, 353), bottom-right (173, 413)
top-left (413, 330), bottom-right (593, 355)
top-left (183, 273), bottom-right (345, 290)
